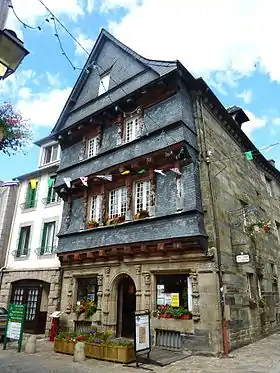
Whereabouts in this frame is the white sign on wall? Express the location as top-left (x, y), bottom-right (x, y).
top-left (236, 252), bottom-right (250, 264)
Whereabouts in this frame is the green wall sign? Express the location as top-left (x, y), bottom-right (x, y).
top-left (3, 304), bottom-right (26, 352)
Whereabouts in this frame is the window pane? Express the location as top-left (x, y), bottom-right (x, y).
top-left (90, 196), bottom-right (96, 220)
top-left (88, 137), bottom-right (97, 158)
top-left (77, 278), bottom-right (97, 302)
top-left (44, 147), bottom-right (52, 164)
top-left (156, 275), bottom-right (189, 308)
top-left (51, 144), bottom-right (58, 162)
top-left (120, 187), bottom-right (127, 215)
top-left (98, 74), bottom-right (110, 96)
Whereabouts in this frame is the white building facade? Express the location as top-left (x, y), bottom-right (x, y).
top-left (0, 139), bottom-right (63, 335)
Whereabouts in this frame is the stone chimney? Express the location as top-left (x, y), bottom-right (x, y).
top-left (268, 159), bottom-right (276, 167)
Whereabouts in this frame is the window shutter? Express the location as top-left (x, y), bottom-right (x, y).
top-left (47, 185), bottom-right (52, 204)
top-left (17, 228), bottom-right (24, 257)
top-left (41, 224), bottom-right (47, 255)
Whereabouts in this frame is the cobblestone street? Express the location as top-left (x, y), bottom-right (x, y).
top-left (0, 333), bottom-right (279, 373)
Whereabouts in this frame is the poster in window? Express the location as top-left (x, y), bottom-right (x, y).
top-left (87, 293), bottom-right (95, 301)
top-left (171, 293), bottom-right (180, 307)
top-left (165, 293), bottom-right (171, 305)
top-left (157, 285), bottom-right (165, 305)
top-left (135, 314), bottom-right (150, 353)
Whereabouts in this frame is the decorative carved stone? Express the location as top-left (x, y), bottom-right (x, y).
top-left (189, 272), bottom-right (200, 322)
top-left (105, 267), bottom-right (110, 277)
top-left (97, 275), bottom-right (103, 287)
top-left (135, 265), bottom-right (141, 275)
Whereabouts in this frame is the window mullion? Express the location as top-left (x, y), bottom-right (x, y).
top-left (143, 182), bottom-right (147, 210)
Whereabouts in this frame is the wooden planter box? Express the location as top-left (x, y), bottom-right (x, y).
top-left (103, 345), bottom-right (135, 363)
top-left (54, 339), bottom-right (75, 355)
top-left (84, 343), bottom-right (104, 359)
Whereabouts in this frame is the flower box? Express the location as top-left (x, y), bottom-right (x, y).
top-left (103, 344), bottom-right (135, 363)
top-left (85, 342), bottom-right (104, 359)
top-left (54, 339), bottom-right (75, 355)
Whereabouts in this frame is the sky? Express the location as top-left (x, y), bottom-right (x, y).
top-left (1, 0), bottom-right (280, 180)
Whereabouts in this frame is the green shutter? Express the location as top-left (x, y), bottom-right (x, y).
top-left (41, 223), bottom-right (48, 255)
top-left (47, 186), bottom-right (52, 204)
top-left (26, 184), bottom-right (37, 208)
top-left (16, 228), bottom-right (24, 257)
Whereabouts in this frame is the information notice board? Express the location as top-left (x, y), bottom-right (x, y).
top-left (134, 311), bottom-right (151, 367)
top-left (3, 304), bottom-right (26, 352)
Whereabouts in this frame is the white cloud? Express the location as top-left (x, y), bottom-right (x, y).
top-left (272, 117), bottom-right (280, 125)
top-left (242, 110), bottom-right (267, 138)
top-left (18, 87), bottom-right (32, 100)
top-left (87, 0), bottom-right (94, 12)
top-left (237, 89), bottom-right (253, 104)
top-left (75, 33), bottom-right (95, 55)
top-left (46, 72), bottom-right (60, 88)
top-left (17, 88), bottom-right (72, 127)
top-left (100, 0), bottom-right (139, 12)
top-left (109, 0), bottom-right (280, 82)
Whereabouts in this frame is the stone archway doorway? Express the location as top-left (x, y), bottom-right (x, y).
top-left (116, 275), bottom-right (136, 338)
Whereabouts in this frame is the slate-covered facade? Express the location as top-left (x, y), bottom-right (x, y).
top-left (50, 29), bottom-right (280, 354)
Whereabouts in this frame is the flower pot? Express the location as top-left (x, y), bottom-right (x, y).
top-left (54, 339), bottom-right (75, 355)
top-left (180, 314), bottom-right (191, 320)
top-left (164, 314), bottom-right (171, 319)
top-left (85, 343), bottom-right (104, 359)
top-left (103, 345), bottom-right (135, 363)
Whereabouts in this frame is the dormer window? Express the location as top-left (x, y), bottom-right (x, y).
top-left (87, 136), bottom-right (98, 158)
top-left (41, 144), bottom-right (59, 166)
top-left (98, 73), bottom-right (110, 96)
top-left (123, 115), bottom-right (140, 143)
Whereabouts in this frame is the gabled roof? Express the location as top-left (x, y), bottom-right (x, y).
top-left (50, 28), bottom-right (177, 136)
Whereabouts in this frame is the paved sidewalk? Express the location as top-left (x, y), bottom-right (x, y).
top-left (1, 333), bottom-right (280, 372)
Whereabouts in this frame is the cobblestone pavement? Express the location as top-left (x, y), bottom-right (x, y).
top-left (1, 333), bottom-right (280, 373)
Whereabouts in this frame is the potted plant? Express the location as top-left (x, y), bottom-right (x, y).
top-left (105, 215), bottom-right (126, 225)
top-left (181, 309), bottom-right (193, 320)
top-left (75, 299), bottom-right (97, 319)
top-left (134, 210), bottom-right (149, 220)
top-left (54, 332), bottom-right (79, 355)
top-left (87, 220), bottom-right (99, 229)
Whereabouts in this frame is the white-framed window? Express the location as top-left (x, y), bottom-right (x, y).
top-left (88, 136), bottom-right (98, 158)
top-left (123, 116), bottom-right (140, 143)
top-left (98, 73), bottom-right (110, 96)
top-left (89, 195), bottom-right (102, 222)
top-left (41, 144), bottom-right (59, 166)
top-left (134, 180), bottom-right (151, 213)
top-left (108, 187), bottom-right (127, 218)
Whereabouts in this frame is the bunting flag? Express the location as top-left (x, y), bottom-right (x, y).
top-left (170, 167), bottom-right (182, 176)
top-left (154, 169), bottom-right (166, 176)
top-left (96, 175), bottom-right (112, 181)
top-left (80, 176), bottom-right (88, 187)
top-left (48, 177), bottom-right (55, 188)
top-left (30, 179), bottom-right (38, 189)
top-left (121, 170), bottom-right (130, 175)
top-left (63, 177), bottom-right (72, 188)
top-left (245, 151), bottom-right (253, 161)
top-left (138, 169), bottom-right (145, 174)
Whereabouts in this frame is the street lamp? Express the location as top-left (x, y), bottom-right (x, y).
top-left (0, 29), bottom-right (29, 80)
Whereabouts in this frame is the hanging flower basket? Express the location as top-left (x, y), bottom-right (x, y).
top-left (105, 215), bottom-right (125, 225)
top-left (75, 299), bottom-right (97, 319)
top-left (0, 103), bottom-right (32, 155)
top-left (246, 221), bottom-right (272, 236)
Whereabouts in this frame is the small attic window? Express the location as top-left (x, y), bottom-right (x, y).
top-left (98, 73), bottom-right (110, 96)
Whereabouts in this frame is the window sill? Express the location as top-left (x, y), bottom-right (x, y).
top-left (85, 215), bottom-right (154, 231)
top-left (151, 316), bottom-right (194, 334)
top-left (22, 207), bottom-right (36, 213)
top-left (37, 252), bottom-right (56, 258)
top-left (39, 160), bottom-right (60, 169)
top-left (44, 201), bottom-right (61, 208)
top-left (14, 255), bottom-right (30, 261)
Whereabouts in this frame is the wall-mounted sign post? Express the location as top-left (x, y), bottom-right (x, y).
top-left (3, 304), bottom-right (26, 352)
top-left (134, 311), bottom-right (151, 368)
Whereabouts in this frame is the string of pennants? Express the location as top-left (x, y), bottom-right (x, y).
top-left (63, 167), bottom-right (182, 188)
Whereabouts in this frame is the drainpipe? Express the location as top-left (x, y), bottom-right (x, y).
top-left (194, 92), bottom-right (229, 357)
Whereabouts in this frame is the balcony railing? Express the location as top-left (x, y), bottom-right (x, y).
top-left (20, 200), bottom-right (37, 210)
top-left (42, 195), bottom-right (60, 206)
top-left (35, 246), bottom-right (56, 256)
top-left (11, 248), bottom-right (30, 258)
